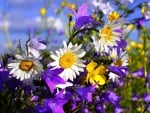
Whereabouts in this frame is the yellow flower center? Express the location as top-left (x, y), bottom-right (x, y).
top-left (59, 52), bottom-right (76, 69)
top-left (114, 59), bottom-right (122, 66)
top-left (100, 26), bottom-right (112, 41)
top-left (108, 11), bottom-right (120, 21)
top-left (19, 60), bottom-right (34, 72)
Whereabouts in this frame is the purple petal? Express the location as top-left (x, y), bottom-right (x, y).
top-left (76, 3), bottom-right (88, 18)
top-left (95, 104), bottom-right (105, 113)
top-left (75, 16), bottom-right (93, 29)
top-left (37, 43), bottom-right (47, 50)
top-left (117, 39), bottom-right (127, 48)
top-left (132, 67), bottom-right (144, 78)
top-left (114, 106), bottom-right (124, 113)
top-left (108, 66), bottom-right (126, 77)
top-left (46, 78), bottom-right (55, 93)
top-left (143, 93), bottom-right (150, 102)
top-left (29, 48), bottom-right (40, 58)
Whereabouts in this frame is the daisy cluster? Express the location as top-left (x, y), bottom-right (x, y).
top-left (0, 1), bottom-right (150, 113)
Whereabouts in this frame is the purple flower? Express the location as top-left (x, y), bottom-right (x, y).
top-left (142, 93), bottom-right (150, 103)
top-left (27, 38), bottom-right (47, 58)
top-left (114, 106), bottom-right (124, 113)
top-left (147, 71), bottom-right (150, 80)
top-left (72, 3), bottom-right (93, 29)
top-left (131, 91), bottom-right (138, 101)
top-left (76, 86), bottom-right (95, 102)
top-left (103, 91), bottom-right (121, 106)
top-left (82, 108), bottom-right (91, 113)
top-left (44, 91), bottom-right (69, 113)
top-left (108, 66), bottom-right (126, 78)
top-left (132, 67), bottom-right (144, 78)
top-left (42, 68), bottom-right (65, 93)
top-left (95, 104), bottom-right (105, 113)
top-left (34, 105), bottom-right (52, 113)
top-left (0, 70), bottom-right (9, 92)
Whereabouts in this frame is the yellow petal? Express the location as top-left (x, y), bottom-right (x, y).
top-left (93, 65), bottom-right (106, 75)
top-left (93, 74), bottom-right (106, 85)
top-left (86, 61), bottom-right (97, 72)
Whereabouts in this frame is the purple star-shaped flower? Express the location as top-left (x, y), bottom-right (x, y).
top-left (42, 68), bottom-right (65, 93)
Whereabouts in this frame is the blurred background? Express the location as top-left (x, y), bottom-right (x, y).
top-left (0, 0), bottom-right (150, 54)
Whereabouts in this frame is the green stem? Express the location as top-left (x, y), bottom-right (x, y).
top-left (67, 28), bottom-right (99, 45)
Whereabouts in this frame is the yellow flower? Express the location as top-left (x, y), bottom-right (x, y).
top-left (137, 43), bottom-right (143, 49)
top-left (141, 6), bottom-right (146, 14)
top-left (126, 45), bottom-right (131, 51)
top-left (67, 3), bottom-right (76, 10)
top-left (40, 8), bottom-right (46, 16)
top-left (86, 61), bottom-right (106, 86)
top-left (108, 11), bottom-right (120, 21)
top-left (130, 41), bottom-right (137, 48)
top-left (61, 1), bottom-right (68, 7)
top-left (128, 24), bottom-right (135, 30)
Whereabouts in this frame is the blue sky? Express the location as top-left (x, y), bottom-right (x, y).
top-left (0, 0), bottom-right (149, 53)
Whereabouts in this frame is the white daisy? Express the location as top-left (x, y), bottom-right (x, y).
top-left (92, 22), bottom-right (122, 54)
top-left (108, 49), bottom-right (128, 82)
top-left (110, 48), bottom-right (128, 67)
top-left (48, 41), bottom-right (86, 81)
top-left (7, 54), bottom-right (43, 81)
top-left (99, 23), bottom-right (122, 47)
top-left (92, 36), bottom-right (109, 55)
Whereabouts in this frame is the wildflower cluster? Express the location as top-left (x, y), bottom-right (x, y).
top-left (0, 0), bottom-right (150, 113)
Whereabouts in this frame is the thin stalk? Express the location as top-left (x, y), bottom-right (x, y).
top-left (67, 28), bottom-right (99, 45)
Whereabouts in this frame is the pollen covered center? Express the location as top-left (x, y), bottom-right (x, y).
top-left (114, 59), bottom-right (122, 66)
top-left (100, 26), bottom-right (112, 41)
top-left (59, 52), bottom-right (76, 69)
top-left (19, 60), bottom-right (34, 71)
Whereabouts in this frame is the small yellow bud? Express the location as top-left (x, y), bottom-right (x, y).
top-left (61, 1), bottom-right (67, 7)
top-left (70, 21), bottom-right (75, 27)
top-left (141, 51), bottom-right (145, 56)
top-left (40, 8), bottom-right (46, 16)
top-left (137, 43), bottom-right (143, 49)
top-left (108, 11), bottom-right (120, 21)
top-left (141, 6), bottom-right (146, 14)
top-left (128, 24), bottom-right (135, 30)
top-left (126, 45), bottom-right (131, 51)
top-left (130, 41), bottom-right (137, 48)
top-left (67, 3), bottom-right (76, 9)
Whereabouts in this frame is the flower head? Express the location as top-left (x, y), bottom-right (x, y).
top-left (72, 3), bottom-right (93, 29)
top-left (99, 23), bottom-right (122, 47)
top-left (42, 68), bottom-right (66, 93)
top-left (44, 91), bottom-right (69, 113)
top-left (27, 38), bottom-right (47, 58)
top-left (108, 11), bottom-right (120, 21)
top-left (48, 41), bottom-right (85, 81)
top-left (40, 8), bottom-right (46, 16)
top-left (85, 61), bottom-right (106, 86)
top-left (8, 54), bottom-right (43, 81)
